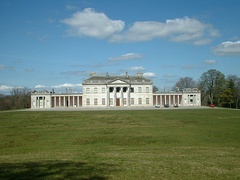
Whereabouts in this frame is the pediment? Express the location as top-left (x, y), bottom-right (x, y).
top-left (108, 79), bottom-right (129, 85)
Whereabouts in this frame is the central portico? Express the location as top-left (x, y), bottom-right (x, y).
top-left (107, 79), bottom-right (131, 107)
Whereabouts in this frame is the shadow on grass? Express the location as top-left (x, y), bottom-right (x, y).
top-left (0, 161), bottom-right (117, 179)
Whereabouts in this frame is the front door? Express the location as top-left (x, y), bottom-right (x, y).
top-left (116, 98), bottom-right (120, 106)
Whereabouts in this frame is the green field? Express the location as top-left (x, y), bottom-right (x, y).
top-left (0, 109), bottom-right (240, 179)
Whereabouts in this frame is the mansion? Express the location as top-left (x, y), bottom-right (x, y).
top-left (31, 72), bottom-right (201, 109)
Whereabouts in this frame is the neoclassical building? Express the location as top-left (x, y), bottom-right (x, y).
top-left (31, 73), bottom-right (201, 109)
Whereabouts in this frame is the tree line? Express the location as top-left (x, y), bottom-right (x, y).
top-left (174, 69), bottom-right (240, 109)
top-left (0, 87), bottom-right (31, 110)
top-left (0, 69), bottom-right (240, 110)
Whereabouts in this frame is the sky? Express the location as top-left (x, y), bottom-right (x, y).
top-left (1, 0), bottom-right (240, 94)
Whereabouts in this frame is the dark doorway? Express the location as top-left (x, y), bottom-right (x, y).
top-left (116, 98), bottom-right (120, 106)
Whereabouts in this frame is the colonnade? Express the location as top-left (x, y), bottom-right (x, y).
top-left (51, 95), bottom-right (82, 108)
top-left (153, 94), bottom-right (182, 106)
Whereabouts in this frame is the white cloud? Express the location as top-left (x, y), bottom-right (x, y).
top-left (62, 9), bottom-right (218, 45)
top-left (62, 8), bottom-right (125, 39)
top-left (32, 83), bottom-right (82, 93)
top-left (204, 59), bottom-right (217, 64)
top-left (129, 66), bottom-right (146, 71)
top-left (51, 83), bottom-right (82, 93)
top-left (0, 85), bottom-right (13, 91)
top-left (213, 41), bottom-right (240, 56)
top-left (111, 17), bottom-right (219, 45)
top-left (143, 72), bottom-right (157, 78)
top-left (35, 85), bottom-right (45, 88)
top-left (0, 85), bottom-right (14, 94)
top-left (52, 83), bottom-right (82, 89)
top-left (108, 53), bottom-right (143, 61)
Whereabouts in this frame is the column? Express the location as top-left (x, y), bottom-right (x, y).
top-left (121, 87), bottom-right (123, 106)
top-left (128, 86), bottom-right (131, 106)
top-left (77, 96), bottom-right (79, 107)
top-left (73, 96), bottom-right (75, 107)
top-left (60, 97), bottom-right (62, 107)
top-left (107, 86), bottom-right (110, 107)
top-left (114, 87), bottom-right (116, 106)
top-left (36, 97), bottom-right (38, 108)
top-left (155, 95), bottom-right (158, 105)
top-left (63, 96), bottom-right (66, 107)
top-left (54, 96), bottom-right (56, 107)
top-left (177, 95), bottom-right (179, 105)
top-left (68, 96), bottom-right (70, 107)
top-left (164, 95), bottom-right (166, 105)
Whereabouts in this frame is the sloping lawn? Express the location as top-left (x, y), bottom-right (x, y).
top-left (0, 109), bottom-right (240, 179)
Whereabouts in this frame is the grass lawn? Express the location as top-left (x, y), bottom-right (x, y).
top-left (0, 108), bottom-right (240, 179)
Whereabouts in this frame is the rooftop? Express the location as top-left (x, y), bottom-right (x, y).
top-left (82, 72), bottom-right (153, 85)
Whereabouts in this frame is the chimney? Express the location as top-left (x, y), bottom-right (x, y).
top-left (136, 72), bottom-right (143, 77)
top-left (89, 72), bottom-right (96, 77)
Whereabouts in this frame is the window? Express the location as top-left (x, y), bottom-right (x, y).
top-left (146, 98), bottom-right (149, 104)
top-left (102, 87), bottom-right (105, 93)
top-left (86, 88), bottom-right (90, 94)
top-left (110, 98), bottom-right (113, 105)
top-left (138, 87), bottom-right (142, 93)
top-left (109, 87), bottom-right (114, 92)
top-left (123, 87), bottom-right (127, 92)
top-left (131, 98), bottom-right (134, 105)
top-left (146, 87), bottom-right (149, 93)
top-left (130, 87), bottom-right (134, 92)
top-left (94, 98), bottom-right (98, 105)
top-left (123, 98), bottom-right (127, 105)
top-left (116, 87), bottom-right (121, 92)
top-left (94, 88), bottom-right (98, 93)
top-left (102, 98), bottom-right (105, 105)
top-left (138, 98), bottom-right (142, 104)
top-left (86, 98), bottom-right (90, 105)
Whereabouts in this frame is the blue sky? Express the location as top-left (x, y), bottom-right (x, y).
top-left (1, 0), bottom-right (240, 94)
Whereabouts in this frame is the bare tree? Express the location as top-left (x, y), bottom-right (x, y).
top-left (153, 85), bottom-right (159, 93)
top-left (173, 77), bottom-right (197, 91)
top-left (199, 69), bottom-right (225, 105)
top-left (11, 87), bottom-right (31, 109)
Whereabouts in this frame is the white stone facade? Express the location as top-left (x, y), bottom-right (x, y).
top-left (82, 73), bottom-right (153, 107)
top-left (153, 88), bottom-right (201, 107)
top-left (31, 73), bottom-right (201, 109)
top-left (31, 91), bottom-right (52, 108)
